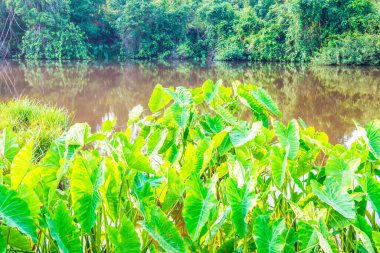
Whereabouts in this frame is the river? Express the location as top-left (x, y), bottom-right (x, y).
top-left (1, 60), bottom-right (379, 144)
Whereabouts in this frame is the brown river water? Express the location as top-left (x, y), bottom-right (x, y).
top-left (1, 60), bottom-right (380, 145)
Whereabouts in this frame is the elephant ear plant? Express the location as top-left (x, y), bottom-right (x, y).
top-left (0, 80), bottom-right (380, 252)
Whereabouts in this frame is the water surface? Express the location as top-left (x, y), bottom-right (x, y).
top-left (1, 60), bottom-right (379, 144)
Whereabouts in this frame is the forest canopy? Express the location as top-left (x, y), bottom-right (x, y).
top-left (0, 0), bottom-right (380, 64)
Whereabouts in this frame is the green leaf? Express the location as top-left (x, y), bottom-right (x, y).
top-left (216, 105), bottom-right (239, 125)
top-left (0, 226), bottom-right (31, 252)
top-left (0, 229), bottom-right (5, 253)
top-left (311, 178), bottom-right (355, 219)
top-left (11, 140), bottom-right (34, 189)
top-left (125, 151), bottom-right (155, 174)
top-left (318, 219), bottom-right (339, 253)
top-left (238, 89), bottom-right (267, 116)
top-left (108, 217), bottom-right (140, 253)
top-left (148, 84), bottom-right (172, 112)
top-left (102, 118), bottom-right (117, 132)
top-left (140, 206), bottom-right (185, 253)
top-left (325, 156), bottom-right (359, 189)
top-left (353, 226), bottom-right (375, 253)
top-left (46, 200), bottom-right (82, 253)
top-left (203, 206), bottom-right (231, 244)
top-left (99, 158), bottom-right (121, 222)
top-left (226, 178), bottom-right (255, 237)
top-left (253, 215), bottom-right (286, 253)
top-left (274, 119), bottom-right (299, 159)
top-left (40, 137), bottom-right (77, 206)
top-left (66, 123), bottom-right (91, 146)
top-left (229, 122), bottom-right (261, 147)
top-left (365, 175), bottom-right (380, 216)
top-left (271, 145), bottom-right (288, 189)
top-left (315, 230), bottom-right (333, 253)
top-left (0, 185), bottom-right (37, 241)
top-left (66, 123), bottom-right (105, 147)
top-left (373, 231), bottom-right (380, 252)
top-left (203, 79), bottom-right (221, 104)
top-left (171, 102), bottom-right (190, 127)
top-left (180, 143), bottom-right (196, 182)
top-left (165, 86), bottom-right (193, 105)
top-left (297, 221), bottom-right (318, 253)
top-left (70, 155), bottom-right (104, 232)
top-left (128, 105), bottom-right (144, 124)
top-left (194, 137), bottom-right (214, 175)
top-left (183, 174), bottom-right (218, 241)
top-left (0, 128), bottom-right (20, 164)
top-left (366, 120), bottom-right (380, 159)
top-left (252, 88), bottom-right (281, 117)
top-left (147, 128), bottom-right (168, 155)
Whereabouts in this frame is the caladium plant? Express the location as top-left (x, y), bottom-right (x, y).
top-left (0, 80), bottom-right (379, 253)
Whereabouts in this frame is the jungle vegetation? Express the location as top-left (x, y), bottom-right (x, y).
top-left (1, 81), bottom-right (380, 252)
top-left (0, 0), bottom-right (380, 64)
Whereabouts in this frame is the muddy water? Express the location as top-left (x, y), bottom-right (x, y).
top-left (1, 60), bottom-right (379, 144)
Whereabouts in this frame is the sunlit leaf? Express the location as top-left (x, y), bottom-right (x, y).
top-left (315, 230), bottom-right (333, 253)
top-left (183, 174), bottom-right (218, 241)
top-left (271, 145), bottom-right (288, 189)
top-left (203, 79), bottom-right (221, 104)
top-left (373, 231), bottom-right (380, 252)
top-left (66, 123), bottom-right (105, 146)
top-left (274, 119), bottom-right (299, 159)
top-left (99, 157), bottom-right (121, 222)
top-left (353, 226), bottom-right (375, 253)
top-left (125, 151), bottom-right (155, 174)
top-left (366, 120), bottom-right (380, 159)
top-left (325, 156), bottom-right (359, 189)
top-left (180, 143), bottom-right (196, 182)
top-left (0, 226), bottom-right (31, 252)
top-left (70, 155), bottom-right (104, 232)
top-left (11, 140), bottom-right (34, 189)
top-left (141, 206), bottom-right (185, 253)
top-left (46, 200), bottom-right (82, 253)
top-left (203, 206), bottom-right (231, 244)
top-left (108, 217), bottom-right (140, 253)
top-left (0, 128), bottom-right (19, 164)
top-left (365, 175), bottom-right (380, 216)
top-left (253, 215), bottom-right (286, 253)
top-left (226, 178), bottom-right (255, 237)
top-left (297, 221), bottom-right (318, 253)
top-left (128, 105), bottom-right (144, 124)
top-left (148, 84), bottom-right (172, 112)
top-left (229, 122), bottom-right (261, 147)
top-left (252, 88), bottom-right (281, 117)
top-left (311, 178), bottom-right (355, 219)
top-left (0, 185), bottom-right (37, 241)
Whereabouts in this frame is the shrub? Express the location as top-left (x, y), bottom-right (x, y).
top-left (0, 99), bottom-right (71, 160)
top-left (21, 23), bottom-right (89, 60)
top-left (0, 81), bottom-right (380, 252)
top-left (313, 33), bottom-right (380, 65)
top-left (215, 38), bottom-right (246, 60)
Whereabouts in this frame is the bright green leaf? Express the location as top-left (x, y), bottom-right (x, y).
top-left (46, 200), bottom-right (82, 253)
top-left (148, 84), bottom-right (172, 112)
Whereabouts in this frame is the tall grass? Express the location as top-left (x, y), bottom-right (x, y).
top-left (0, 99), bottom-right (71, 160)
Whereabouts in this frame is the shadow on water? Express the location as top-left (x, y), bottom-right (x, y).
top-left (0, 59), bottom-right (379, 144)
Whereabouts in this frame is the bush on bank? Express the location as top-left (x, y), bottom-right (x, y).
top-left (0, 81), bottom-right (380, 252)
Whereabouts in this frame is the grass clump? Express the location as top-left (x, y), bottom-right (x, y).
top-left (0, 99), bottom-right (71, 159)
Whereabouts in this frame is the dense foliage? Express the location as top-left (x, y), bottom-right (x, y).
top-left (1, 0), bottom-right (380, 64)
top-left (1, 81), bottom-right (380, 252)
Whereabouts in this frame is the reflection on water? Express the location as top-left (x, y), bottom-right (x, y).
top-left (1, 60), bottom-right (380, 144)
